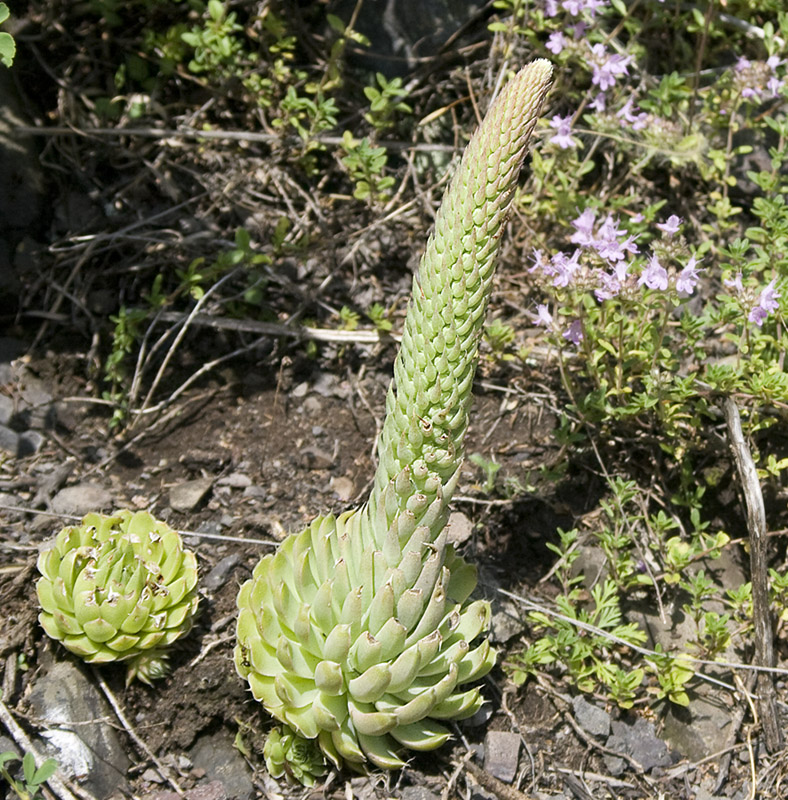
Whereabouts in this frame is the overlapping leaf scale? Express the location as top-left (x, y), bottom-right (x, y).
top-left (36, 510), bottom-right (199, 684)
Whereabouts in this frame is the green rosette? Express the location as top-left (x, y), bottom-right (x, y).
top-left (37, 510), bottom-right (199, 685)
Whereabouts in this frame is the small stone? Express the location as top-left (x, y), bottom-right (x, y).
top-left (299, 446), bottom-right (334, 470)
top-left (0, 424), bottom-right (19, 455)
top-left (190, 731), bottom-right (254, 800)
top-left (242, 486), bottom-right (266, 499)
top-left (292, 381), bottom-right (309, 398)
top-left (217, 473), bottom-right (252, 489)
top-left (0, 394), bottom-right (13, 424)
top-left (170, 478), bottom-right (213, 512)
top-left (142, 768), bottom-right (165, 784)
top-left (187, 781), bottom-right (227, 800)
top-left (572, 695), bottom-right (611, 738)
top-left (447, 511), bottom-right (473, 546)
top-left (483, 730), bottom-right (520, 783)
top-left (27, 661), bottom-right (131, 797)
top-left (400, 788), bottom-right (440, 800)
top-left (604, 716), bottom-right (672, 775)
top-left (203, 554), bottom-right (241, 592)
top-left (51, 483), bottom-right (113, 516)
top-left (330, 476), bottom-right (355, 502)
top-left (18, 429), bottom-right (45, 456)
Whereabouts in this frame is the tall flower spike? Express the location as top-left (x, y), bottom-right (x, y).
top-left (235, 60), bottom-right (553, 777)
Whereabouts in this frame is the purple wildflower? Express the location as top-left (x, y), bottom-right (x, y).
top-left (595, 270), bottom-right (622, 301)
top-left (546, 31), bottom-right (567, 55)
top-left (736, 56), bottom-right (752, 72)
top-left (549, 114), bottom-right (576, 149)
top-left (563, 319), bottom-right (584, 345)
top-left (589, 44), bottom-right (632, 91)
top-left (593, 214), bottom-right (629, 261)
top-left (749, 279), bottom-right (781, 327)
top-left (562, 0), bottom-right (584, 14)
top-left (676, 255), bottom-right (702, 295)
top-left (530, 249), bottom-right (549, 274)
top-left (570, 208), bottom-right (597, 247)
top-left (535, 304), bottom-right (553, 327)
top-left (638, 254), bottom-right (668, 291)
top-left (551, 250), bottom-right (581, 288)
top-left (724, 272), bottom-right (744, 293)
top-left (544, 0), bottom-right (560, 16)
top-left (656, 214), bottom-right (682, 235)
top-left (617, 98), bottom-right (648, 130)
top-left (589, 92), bottom-right (606, 113)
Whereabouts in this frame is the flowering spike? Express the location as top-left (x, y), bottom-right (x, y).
top-left (235, 61), bottom-right (553, 778)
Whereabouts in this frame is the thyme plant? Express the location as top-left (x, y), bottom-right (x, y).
top-left (235, 60), bottom-right (553, 776)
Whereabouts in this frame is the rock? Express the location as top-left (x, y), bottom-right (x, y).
top-left (660, 681), bottom-right (734, 762)
top-left (0, 423), bottom-right (19, 455)
top-left (170, 478), bottom-right (213, 512)
top-left (187, 781), bottom-right (227, 800)
top-left (400, 787), bottom-right (440, 800)
top-left (217, 473), bottom-right (251, 489)
top-left (446, 511), bottom-right (473, 546)
top-left (483, 730), bottom-right (520, 783)
top-left (0, 393), bottom-right (12, 424)
top-left (189, 730), bottom-right (254, 800)
top-left (51, 483), bottom-right (113, 516)
top-left (604, 716), bottom-right (673, 776)
top-left (572, 695), bottom-right (611, 738)
top-left (202, 554), bottom-right (241, 593)
top-left (27, 661), bottom-right (131, 798)
top-left (330, 475), bottom-right (354, 502)
top-left (18, 429), bottom-right (45, 456)
top-left (299, 445), bottom-right (334, 470)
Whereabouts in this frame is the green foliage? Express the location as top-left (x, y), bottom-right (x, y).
top-left (340, 131), bottom-right (394, 203)
top-left (363, 73), bottom-right (412, 131)
top-left (0, 4), bottom-right (15, 68)
top-left (0, 751), bottom-right (57, 800)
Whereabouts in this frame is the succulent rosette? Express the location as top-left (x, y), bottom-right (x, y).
top-left (36, 510), bottom-right (199, 685)
top-left (236, 60), bottom-right (553, 775)
top-left (263, 725), bottom-right (327, 786)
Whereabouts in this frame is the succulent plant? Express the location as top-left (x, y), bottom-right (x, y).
top-left (263, 725), bottom-right (327, 786)
top-left (36, 510), bottom-right (199, 685)
top-left (235, 60), bottom-right (553, 775)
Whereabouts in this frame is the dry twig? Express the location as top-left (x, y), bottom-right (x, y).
top-left (723, 397), bottom-right (783, 753)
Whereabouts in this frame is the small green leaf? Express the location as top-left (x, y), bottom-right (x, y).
top-left (0, 32), bottom-right (14, 68)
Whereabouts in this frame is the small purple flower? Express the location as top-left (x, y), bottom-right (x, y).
top-left (724, 272), bottom-right (744, 293)
top-left (546, 31), bottom-right (567, 55)
top-left (595, 271), bottom-right (621, 301)
top-left (562, 0), bottom-right (584, 14)
top-left (570, 208), bottom-right (596, 247)
top-left (590, 44), bottom-right (632, 91)
top-left (638, 254), bottom-right (668, 291)
top-left (676, 255), bottom-right (702, 295)
top-left (589, 92), bottom-right (607, 112)
top-left (563, 319), bottom-right (584, 345)
top-left (749, 278), bottom-right (781, 326)
top-left (549, 114), bottom-right (576, 149)
top-left (617, 98), bottom-right (648, 130)
top-left (767, 76), bottom-right (785, 97)
top-left (551, 250), bottom-right (581, 288)
top-left (535, 304), bottom-right (553, 327)
top-left (736, 56), bottom-right (752, 72)
top-left (544, 0), bottom-right (560, 16)
top-left (656, 214), bottom-right (682, 235)
top-left (530, 248), bottom-right (549, 274)
top-left (631, 213), bottom-right (645, 223)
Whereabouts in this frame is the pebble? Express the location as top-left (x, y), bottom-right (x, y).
top-left (447, 511), bottom-right (473, 546)
top-left (189, 730), bottom-right (254, 800)
top-left (330, 475), bottom-right (354, 502)
top-left (202, 554), bottom-right (241, 592)
top-left (170, 478), bottom-right (213, 512)
top-left (18, 429), bottom-right (45, 455)
top-left (51, 483), bottom-right (113, 516)
top-left (217, 473), bottom-right (251, 489)
top-left (604, 716), bottom-right (673, 775)
top-left (27, 661), bottom-right (131, 798)
top-left (483, 730), bottom-right (520, 783)
top-left (0, 423), bottom-right (19, 455)
top-left (572, 695), bottom-right (611, 738)
top-left (0, 394), bottom-right (12, 424)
